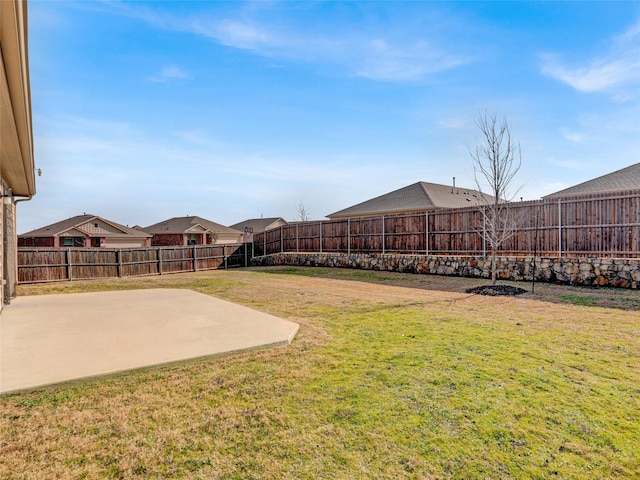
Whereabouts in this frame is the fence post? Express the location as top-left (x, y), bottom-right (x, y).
top-left (280, 226), bottom-right (283, 253)
top-left (244, 242), bottom-right (247, 267)
top-left (319, 221), bottom-right (323, 253)
top-left (382, 215), bottom-right (385, 255)
top-left (558, 199), bottom-right (562, 258)
top-left (347, 218), bottom-right (351, 255)
top-left (296, 223), bottom-right (299, 252)
top-left (158, 247), bottom-right (163, 275)
top-left (425, 211), bottom-right (429, 256)
top-left (224, 246), bottom-right (228, 269)
top-left (117, 249), bottom-right (122, 277)
top-left (193, 245), bottom-right (197, 272)
top-left (264, 231), bottom-right (267, 256)
top-left (66, 248), bottom-right (72, 281)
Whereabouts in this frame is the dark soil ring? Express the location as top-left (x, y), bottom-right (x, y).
top-left (465, 285), bottom-right (528, 296)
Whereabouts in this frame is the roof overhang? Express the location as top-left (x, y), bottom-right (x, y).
top-left (327, 206), bottom-right (437, 220)
top-left (0, 0), bottom-right (35, 197)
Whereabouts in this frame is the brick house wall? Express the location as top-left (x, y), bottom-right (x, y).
top-left (151, 233), bottom-right (185, 247)
top-left (18, 237), bottom-right (55, 247)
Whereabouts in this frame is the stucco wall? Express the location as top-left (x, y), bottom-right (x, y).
top-left (252, 252), bottom-right (640, 289)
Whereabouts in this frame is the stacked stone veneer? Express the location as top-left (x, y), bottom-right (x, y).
top-left (252, 253), bottom-right (640, 289)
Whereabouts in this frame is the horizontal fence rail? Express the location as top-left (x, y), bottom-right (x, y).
top-left (18, 243), bottom-right (252, 284)
top-left (253, 190), bottom-right (640, 258)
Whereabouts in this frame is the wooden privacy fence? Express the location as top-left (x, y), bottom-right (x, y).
top-left (18, 243), bottom-right (252, 284)
top-left (253, 190), bottom-right (640, 258)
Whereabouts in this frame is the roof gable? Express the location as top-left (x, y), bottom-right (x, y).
top-left (77, 218), bottom-right (129, 236)
top-left (58, 228), bottom-right (87, 238)
top-left (185, 224), bottom-right (208, 233)
top-left (19, 214), bottom-right (152, 238)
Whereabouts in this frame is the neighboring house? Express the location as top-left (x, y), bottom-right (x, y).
top-left (143, 216), bottom-right (243, 246)
top-left (327, 181), bottom-right (493, 219)
top-left (1, 0), bottom-right (37, 305)
top-left (543, 163), bottom-right (640, 199)
top-left (19, 214), bottom-right (153, 248)
top-left (229, 217), bottom-right (288, 242)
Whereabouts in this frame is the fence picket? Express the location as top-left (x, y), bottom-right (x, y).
top-left (18, 244), bottom-right (248, 284)
top-left (253, 190), bottom-right (640, 258)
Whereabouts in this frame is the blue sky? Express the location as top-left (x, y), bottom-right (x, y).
top-left (20, 0), bottom-right (640, 233)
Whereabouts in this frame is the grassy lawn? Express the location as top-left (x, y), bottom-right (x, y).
top-left (2, 268), bottom-right (639, 479)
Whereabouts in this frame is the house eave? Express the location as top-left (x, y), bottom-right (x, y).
top-left (0, 0), bottom-right (35, 197)
top-left (327, 206), bottom-right (436, 220)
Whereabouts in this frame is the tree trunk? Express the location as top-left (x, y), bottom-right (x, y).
top-left (491, 248), bottom-right (497, 284)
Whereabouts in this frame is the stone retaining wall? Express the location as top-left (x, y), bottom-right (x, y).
top-left (252, 253), bottom-right (640, 289)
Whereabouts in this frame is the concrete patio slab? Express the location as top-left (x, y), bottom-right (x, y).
top-left (0, 289), bottom-right (299, 394)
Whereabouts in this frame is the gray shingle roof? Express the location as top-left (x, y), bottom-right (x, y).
top-left (19, 214), bottom-right (152, 238)
top-left (143, 216), bottom-right (242, 235)
top-left (229, 217), bottom-right (287, 233)
top-left (543, 163), bottom-right (640, 198)
top-left (327, 182), bottom-right (493, 219)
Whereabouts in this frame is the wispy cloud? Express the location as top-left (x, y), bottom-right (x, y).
top-left (541, 17), bottom-right (640, 98)
top-left (202, 19), bottom-right (272, 50)
top-left (437, 115), bottom-right (470, 129)
top-left (355, 38), bottom-right (467, 82)
top-left (147, 66), bottom-right (189, 83)
top-left (563, 132), bottom-right (584, 143)
top-left (197, 19), bottom-right (468, 82)
top-left (109, 3), bottom-right (470, 83)
top-left (35, 113), bottom-right (367, 191)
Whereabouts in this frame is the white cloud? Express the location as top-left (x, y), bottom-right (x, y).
top-left (541, 17), bottom-right (640, 97)
top-left (198, 19), bottom-right (271, 49)
top-left (112, 4), bottom-right (469, 84)
top-left (147, 66), bottom-right (189, 83)
top-left (437, 115), bottom-right (470, 129)
top-left (563, 132), bottom-right (584, 143)
top-left (28, 111), bottom-right (406, 228)
top-left (355, 38), bottom-right (467, 82)
top-left (197, 19), bottom-right (467, 82)
top-left (541, 55), bottom-right (640, 93)
top-left (34, 113), bottom-right (371, 195)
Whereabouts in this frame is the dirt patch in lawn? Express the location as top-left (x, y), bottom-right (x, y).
top-left (465, 285), bottom-right (528, 296)
top-left (253, 266), bottom-right (640, 311)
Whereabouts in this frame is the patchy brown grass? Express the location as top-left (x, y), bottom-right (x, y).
top-left (2, 267), bottom-right (639, 479)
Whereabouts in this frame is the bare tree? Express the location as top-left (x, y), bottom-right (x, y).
top-left (470, 112), bottom-right (522, 284)
top-left (296, 201), bottom-right (310, 222)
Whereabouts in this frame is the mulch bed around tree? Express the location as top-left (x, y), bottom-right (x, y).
top-left (465, 285), bottom-right (528, 296)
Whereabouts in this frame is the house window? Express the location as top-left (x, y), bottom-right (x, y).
top-left (63, 237), bottom-right (86, 247)
top-left (92, 237), bottom-right (101, 247)
top-left (188, 234), bottom-right (197, 245)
